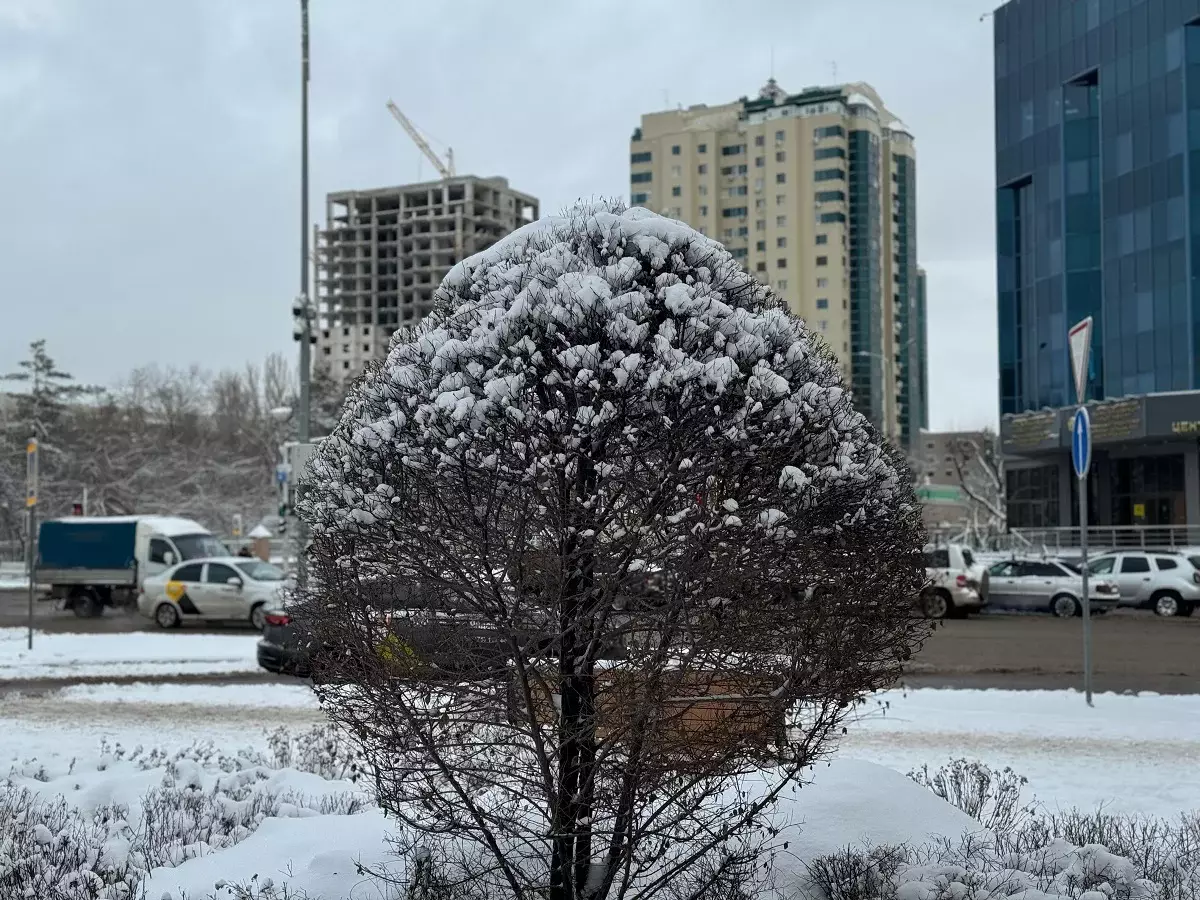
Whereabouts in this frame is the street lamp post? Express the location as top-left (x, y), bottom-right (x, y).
top-left (292, 0), bottom-right (313, 589)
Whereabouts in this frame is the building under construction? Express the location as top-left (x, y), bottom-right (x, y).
top-left (314, 104), bottom-right (538, 376)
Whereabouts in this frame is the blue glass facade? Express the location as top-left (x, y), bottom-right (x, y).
top-left (996, 0), bottom-right (1200, 416)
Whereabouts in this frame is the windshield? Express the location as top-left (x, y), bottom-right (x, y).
top-left (236, 560), bottom-right (285, 581)
top-left (173, 533), bottom-right (229, 561)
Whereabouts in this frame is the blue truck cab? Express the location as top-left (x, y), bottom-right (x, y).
top-left (37, 515), bottom-right (226, 617)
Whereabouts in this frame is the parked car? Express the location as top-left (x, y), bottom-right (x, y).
top-left (139, 557), bottom-right (288, 629)
top-left (921, 544), bottom-right (990, 619)
top-left (986, 557), bottom-right (1119, 617)
top-left (38, 515), bottom-right (226, 617)
top-left (257, 604), bottom-right (311, 676)
top-left (1085, 551), bottom-right (1200, 617)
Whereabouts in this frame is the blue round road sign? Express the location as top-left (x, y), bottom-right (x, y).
top-left (1072, 407), bottom-right (1092, 479)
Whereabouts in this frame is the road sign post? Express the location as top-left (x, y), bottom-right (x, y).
top-left (25, 438), bottom-right (38, 652)
top-left (1069, 316), bottom-right (1094, 707)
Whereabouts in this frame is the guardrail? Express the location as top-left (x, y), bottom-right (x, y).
top-left (1011, 525), bottom-right (1200, 552)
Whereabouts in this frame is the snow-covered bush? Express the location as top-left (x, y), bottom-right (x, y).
top-left (1, 736), bottom-right (368, 900)
top-left (296, 200), bottom-right (928, 898)
top-left (908, 759), bottom-right (1036, 832)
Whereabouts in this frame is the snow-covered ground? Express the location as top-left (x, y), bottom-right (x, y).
top-left (0, 627), bottom-right (261, 681)
top-left (842, 687), bottom-right (1200, 819)
top-left (4, 680), bottom-right (1197, 898)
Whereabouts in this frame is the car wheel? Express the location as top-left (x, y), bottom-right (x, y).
top-left (1051, 594), bottom-right (1080, 618)
top-left (920, 590), bottom-right (950, 620)
top-left (72, 589), bottom-right (102, 618)
top-left (250, 603), bottom-right (267, 632)
top-left (154, 603), bottom-right (182, 629)
top-left (1153, 591), bottom-right (1183, 618)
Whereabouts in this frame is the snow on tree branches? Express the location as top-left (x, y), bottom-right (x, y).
top-left (297, 201), bottom-right (927, 900)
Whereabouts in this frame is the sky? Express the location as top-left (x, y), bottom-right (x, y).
top-left (0, 0), bottom-right (1001, 431)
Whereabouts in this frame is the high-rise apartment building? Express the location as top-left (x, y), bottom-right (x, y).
top-left (630, 79), bottom-right (927, 448)
top-left (315, 176), bottom-right (538, 376)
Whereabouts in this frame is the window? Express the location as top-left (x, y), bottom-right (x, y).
top-left (923, 549), bottom-right (950, 568)
top-left (1087, 557), bottom-right (1115, 575)
top-left (698, 164), bottom-right (708, 175)
top-left (698, 184), bottom-right (708, 195)
top-left (818, 320), bottom-right (828, 332)
top-left (631, 172), bottom-right (652, 183)
top-left (323, 347), bottom-right (331, 356)
top-left (816, 298), bottom-right (829, 309)
top-left (775, 151), bottom-right (786, 162)
top-left (819, 211), bottom-right (846, 223)
top-left (363, 344), bottom-right (369, 351)
top-left (816, 124), bottom-right (844, 138)
top-left (698, 143), bottom-right (707, 153)
top-left (730, 247), bottom-right (748, 259)
top-left (756, 240), bottom-right (766, 251)
top-left (775, 129), bottom-right (785, 142)
top-left (237, 561), bottom-right (284, 581)
top-left (755, 156), bottom-right (765, 167)
top-left (721, 144), bottom-right (745, 155)
top-left (632, 192), bottom-right (649, 204)
top-left (775, 173), bottom-right (786, 184)
top-left (816, 256), bottom-right (828, 266)
top-left (816, 277), bottom-right (829, 288)
top-left (173, 563), bottom-right (204, 582)
top-left (1025, 562), bottom-right (1064, 577)
top-left (671, 144), bottom-right (681, 155)
top-left (1156, 557), bottom-right (1179, 570)
top-left (1119, 556), bottom-right (1151, 574)
top-left (672, 185), bottom-right (681, 196)
top-left (670, 165), bottom-right (681, 177)
top-left (727, 185), bottom-right (748, 196)
top-left (721, 207), bottom-right (748, 218)
top-left (776, 279), bottom-right (788, 290)
top-left (815, 234), bottom-right (828, 245)
top-left (754, 135), bottom-right (765, 146)
top-left (342, 328), bottom-right (350, 336)
top-left (755, 198), bottom-right (765, 209)
top-left (206, 563), bottom-right (239, 584)
top-left (754, 178), bottom-right (764, 192)
top-left (776, 236), bottom-right (786, 248)
top-left (149, 539), bottom-right (173, 565)
top-left (699, 205), bottom-right (708, 216)
top-left (363, 327), bottom-right (370, 335)
top-left (814, 146), bottom-right (846, 160)
top-left (814, 168), bottom-right (846, 181)
top-left (816, 190), bottom-right (845, 202)
top-left (776, 215), bottom-right (787, 227)
top-left (630, 151), bottom-right (652, 164)
top-left (343, 361), bottom-right (350, 370)
top-left (776, 194), bottom-right (786, 206)
top-left (756, 261), bottom-right (766, 272)
top-left (776, 258), bottom-right (787, 268)
top-left (736, 226), bottom-right (748, 236)
top-left (756, 219), bottom-right (766, 230)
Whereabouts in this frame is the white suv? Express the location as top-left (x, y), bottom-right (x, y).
top-left (922, 544), bottom-right (990, 619)
top-left (1087, 551), bottom-right (1200, 617)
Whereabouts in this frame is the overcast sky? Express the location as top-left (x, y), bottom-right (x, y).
top-left (1, 0), bottom-right (1000, 430)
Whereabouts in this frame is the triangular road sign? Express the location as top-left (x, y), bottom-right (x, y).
top-left (1068, 317), bottom-right (1093, 405)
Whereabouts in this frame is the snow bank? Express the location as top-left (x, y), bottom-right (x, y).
top-left (844, 688), bottom-right (1200, 817)
top-left (54, 681), bottom-right (319, 709)
top-left (0, 628), bottom-right (260, 681)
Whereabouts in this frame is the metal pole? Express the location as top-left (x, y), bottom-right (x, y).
top-left (296, 0), bottom-right (311, 590)
top-left (26, 504), bottom-right (35, 651)
top-left (1080, 477), bottom-right (1093, 706)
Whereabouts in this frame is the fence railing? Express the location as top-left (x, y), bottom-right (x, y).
top-left (1010, 525), bottom-right (1200, 553)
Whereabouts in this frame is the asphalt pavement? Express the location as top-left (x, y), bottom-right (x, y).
top-left (3, 587), bottom-right (1198, 694)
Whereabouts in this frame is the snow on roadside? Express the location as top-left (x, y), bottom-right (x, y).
top-left (841, 687), bottom-right (1200, 818)
top-left (0, 627), bottom-right (261, 681)
top-left (54, 681), bottom-right (319, 709)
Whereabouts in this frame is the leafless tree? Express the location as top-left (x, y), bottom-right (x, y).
top-left (949, 429), bottom-right (1005, 542)
top-left (295, 202), bottom-right (927, 900)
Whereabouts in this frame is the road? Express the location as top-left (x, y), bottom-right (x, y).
top-left (4, 588), bottom-right (1198, 693)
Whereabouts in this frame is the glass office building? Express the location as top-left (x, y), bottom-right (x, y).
top-left (996, 0), bottom-right (1200, 531)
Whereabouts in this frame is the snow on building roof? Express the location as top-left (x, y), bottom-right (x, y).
top-left (248, 524), bottom-right (273, 539)
top-left (846, 91), bottom-right (877, 112)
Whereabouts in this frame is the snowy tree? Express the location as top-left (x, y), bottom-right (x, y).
top-left (949, 429), bottom-right (1005, 543)
top-left (2, 340), bottom-right (99, 445)
top-left (309, 360), bottom-right (347, 437)
top-left (297, 203), bottom-right (927, 899)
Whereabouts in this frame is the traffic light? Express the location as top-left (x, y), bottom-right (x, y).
top-left (278, 516), bottom-right (288, 535)
top-left (71, 502), bottom-right (83, 516)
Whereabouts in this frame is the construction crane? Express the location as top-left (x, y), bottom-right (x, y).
top-left (386, 99), bottom-right (455, 179)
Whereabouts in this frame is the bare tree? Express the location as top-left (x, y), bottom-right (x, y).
top-left (296, 203), bottom-right (927, 899)
top-left (949, 429), bottom-right (1005, 543)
